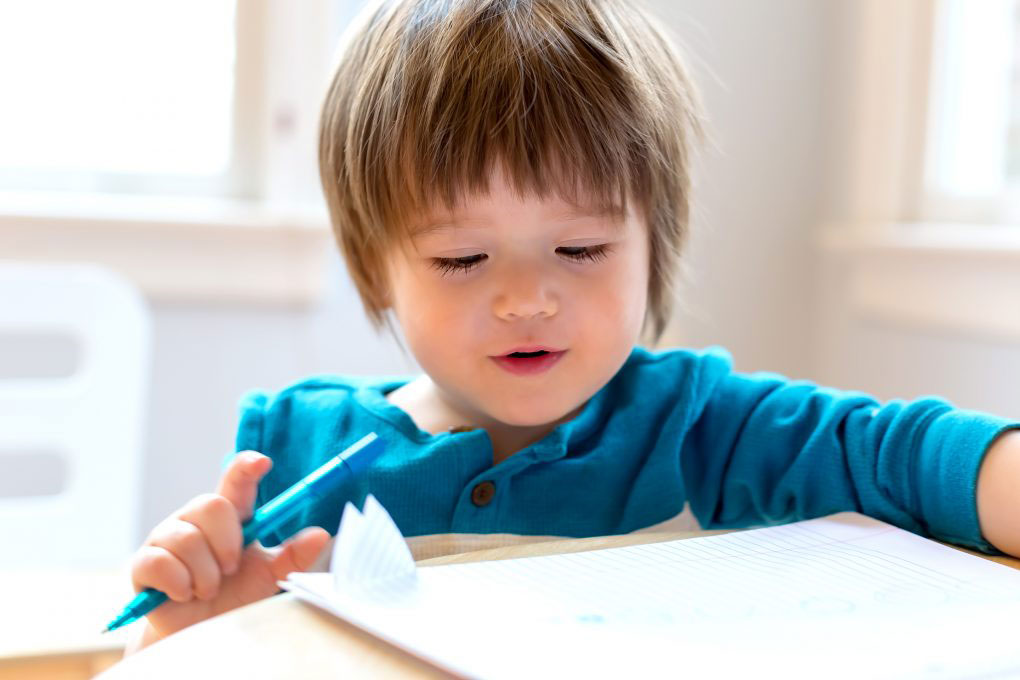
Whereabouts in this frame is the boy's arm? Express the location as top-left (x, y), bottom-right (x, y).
top-left (683, 368), bottom-right (1019, 553)
top-left (976, 430), bottom-right (1020, 556)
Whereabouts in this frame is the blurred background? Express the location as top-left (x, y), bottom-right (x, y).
top-left (1, 0), bottom-right (1019, 555)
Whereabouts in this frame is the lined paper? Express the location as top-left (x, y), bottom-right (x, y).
top-left (282, 501), bottom-right (1020, 679)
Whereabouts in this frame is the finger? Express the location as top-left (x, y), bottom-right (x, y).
top-left (267, 527), bottom-right (332, 582)
top-left (215, 451), bottom-right (273, 521)
top-left (131, 545), bottom-right (193, 603)
top-left (148, 518), bottom-right (222, 601)
top-left (178, 493), bottom-right (244, 575)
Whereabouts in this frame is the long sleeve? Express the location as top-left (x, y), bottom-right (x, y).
top-left (681, 370), bottom-right (1019, 553)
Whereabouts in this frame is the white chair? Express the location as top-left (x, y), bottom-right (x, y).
top-left (0, 262), bottom-right (150, 568)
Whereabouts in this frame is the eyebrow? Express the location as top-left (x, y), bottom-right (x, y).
top-left (409, 205), bottom-right (625, 238)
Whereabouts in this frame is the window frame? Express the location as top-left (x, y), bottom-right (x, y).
top-left (919, 0), bottom-right (1020, 224)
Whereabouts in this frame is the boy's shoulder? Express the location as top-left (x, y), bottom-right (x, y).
top-left (575, 345), bottom-right (738, 428)
top-left (239, 373), bottom-right (410, 408)
top-left (235, 373), bottom-right (412, 455)
top-left (615, 344), bottom-right (734, 390)
top-left (625, 344), bottom-right (733, 368)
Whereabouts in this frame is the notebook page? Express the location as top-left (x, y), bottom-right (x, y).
top-left (331, 495), bottom-right (416, 592)
top-left (283, 510), bottom-right (1020, 679)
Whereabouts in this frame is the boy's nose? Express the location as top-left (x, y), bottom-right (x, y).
top-left (491, 272), bottom-right (558, 321)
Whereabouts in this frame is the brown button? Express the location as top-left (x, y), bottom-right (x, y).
top-left (471, 481), bottom-right (496, 507)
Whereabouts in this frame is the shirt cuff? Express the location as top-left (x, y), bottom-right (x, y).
top-left (919, 410), bottom-right (1020, 554)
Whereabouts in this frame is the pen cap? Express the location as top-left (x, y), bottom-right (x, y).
top-left (338, 432), bottom-right (386, 478)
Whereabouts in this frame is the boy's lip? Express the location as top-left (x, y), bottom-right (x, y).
top-left (492, 345), bottom-right (565, 357)
top-left (490, 349), bottom-right (567, 376)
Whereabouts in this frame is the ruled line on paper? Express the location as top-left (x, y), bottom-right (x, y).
top-left (408, 515), bottom-right (1012, 621)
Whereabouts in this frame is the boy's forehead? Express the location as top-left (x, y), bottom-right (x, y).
top-left (407, 196), bottom-right (628, 238)
top-left (401, 157), bottom-right (633, 237)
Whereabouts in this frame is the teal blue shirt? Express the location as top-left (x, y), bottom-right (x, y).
top-left (234, 346), bottom-right (1018, 553)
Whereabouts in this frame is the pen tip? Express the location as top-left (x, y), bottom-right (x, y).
top-left (101, 626), bottom-right (110, 634)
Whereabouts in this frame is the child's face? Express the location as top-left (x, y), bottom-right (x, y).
top-left (385, 169), bottom-right (649, 428)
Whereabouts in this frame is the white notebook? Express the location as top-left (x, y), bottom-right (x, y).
top-left (280, 496), bottom-right (1020, 679)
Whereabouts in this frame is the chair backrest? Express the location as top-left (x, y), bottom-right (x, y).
top-left (0, 262), bottom-right (150, 568)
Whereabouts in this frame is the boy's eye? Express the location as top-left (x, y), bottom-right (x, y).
top-left (430, 253), bottom-right (487, 276)
top-left (556, 244), bottom-right (611, 263)
top-left (429, 245), bottom-right (610, 276)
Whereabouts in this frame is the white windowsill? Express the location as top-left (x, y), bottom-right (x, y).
top-left (0, 191), bottom-right (334, 305)
top-left (819, 222), bottom-right (1020, 341)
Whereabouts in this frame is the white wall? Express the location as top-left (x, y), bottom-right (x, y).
top-left (653, 0), bottom-right (841, 379)
top-left (814, 254), bottom-right (1020, 414)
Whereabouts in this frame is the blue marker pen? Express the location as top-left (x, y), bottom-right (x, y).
top-left (103, 432), bottom-right (385, 633)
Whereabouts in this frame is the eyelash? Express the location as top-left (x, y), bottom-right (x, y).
top-left (430, 244), bottom-right (611, 276)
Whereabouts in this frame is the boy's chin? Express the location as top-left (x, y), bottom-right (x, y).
top-left (485, 398), bottom-right (583, 429)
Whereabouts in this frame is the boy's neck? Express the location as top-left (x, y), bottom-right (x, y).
top-left (484, 419), bottom-right (566, 464)
top-left (385, 375), bottom-right (580, 464)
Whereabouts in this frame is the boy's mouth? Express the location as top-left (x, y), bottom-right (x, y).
top-left (491, 347), bottom-right (567, 376)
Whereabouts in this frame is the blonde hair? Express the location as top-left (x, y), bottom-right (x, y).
top-left (319, 0), bottom-right (703, 341)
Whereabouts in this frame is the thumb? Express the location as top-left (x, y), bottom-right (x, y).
top-left (268, 527), bottom-right (332, 581)
top-left (215, 451), bottom-right (273, 521)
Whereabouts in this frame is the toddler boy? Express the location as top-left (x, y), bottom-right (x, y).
top-left (126, 0), bottom-right (1020, 653)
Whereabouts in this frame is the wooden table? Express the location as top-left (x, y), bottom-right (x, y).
top-left (93, 531), bottom-right (1020, 680)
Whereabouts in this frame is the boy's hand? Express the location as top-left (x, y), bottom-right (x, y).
top-left (128, 451), bottom-right (331, 640)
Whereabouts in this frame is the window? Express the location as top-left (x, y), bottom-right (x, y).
top-left (923, 0), bottom-right (1020, 222)
top-left (0, 1), bottom-right (256, 197)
